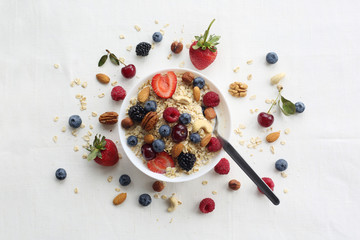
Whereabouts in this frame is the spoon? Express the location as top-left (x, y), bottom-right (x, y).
top-left (213, 116), bottom-right (280, 205)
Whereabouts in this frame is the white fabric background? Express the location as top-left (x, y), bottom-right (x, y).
top-left (1, 0), bottom-right (359, 239)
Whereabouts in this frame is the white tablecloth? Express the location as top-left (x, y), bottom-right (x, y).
top-left (1, 0), bottom-right (359, 239)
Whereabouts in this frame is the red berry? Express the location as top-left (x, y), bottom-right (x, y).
top-left (207, 137), bottom-right (222, 152)
top-left (214, 158), bottom-right (230, 175)
top-left (121, 64), bottom-right (136, 79)
top-left (141, 144), bottom-right (156, 161)
top-left (111, 86), bottom-right (126, 101)
top-left (257, 112), bottom-right (274, 127)
top-left (257, 177), bottom-right (275, 194)
top-left (203, 91), bottom-right (220, 107)
top-left (199, 198), bottom-right (215, 213)
top-left (147, 152), bottom-right (175, 174)
top-left (171, 124), bottom-right (188, 143)
top-left (151, 71), bottom-right (177, 99)
top-left (163, 107), bottom-right (180, 123)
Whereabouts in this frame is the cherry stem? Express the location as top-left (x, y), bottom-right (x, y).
top-left (105, 49), bottom-right (127, 67)
top-left (267, 90), bottom-right (282, 114)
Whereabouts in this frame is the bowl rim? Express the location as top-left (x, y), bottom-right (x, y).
top-left (118, 67), bottom-right (231, 182)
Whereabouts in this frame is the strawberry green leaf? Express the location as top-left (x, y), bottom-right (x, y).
top-left (192, 19), bottom-right (220, 51)
top-left (87, 149), bottom-right (99, 161)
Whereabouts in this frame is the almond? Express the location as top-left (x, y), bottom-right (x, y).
top-left (144, 134), bottom-right (155, 144)
top-left (193, 86), bottom-right (200, 101)
top-left (204, 107), bottom-right (216, 120)
top-left (200, 134), bottom-right (212, 147)
top-left (266, 131), bottom-right (280, 143)
top-left (171, 143), bottom-right (184, 158)
top-left (113, 192), bottom-right (127, 205)
top-left (138, 86), bottom-right (150, 103)
top-left (270, 73), bottom-right (285, 85)
top-left (121, 117), bottom-right (133, 129)
top-left (96, 73), bottom-right (110, 84)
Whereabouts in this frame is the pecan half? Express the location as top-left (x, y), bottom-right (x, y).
top-left (99, 112), bottom-right (119, 125)
top-left (141, 112), bottom-right (158, 131)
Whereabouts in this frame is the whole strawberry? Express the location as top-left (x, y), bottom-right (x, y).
top-left (87, 134), bottom-right (119, 166)
top-left (189, 19), bottom-right (220, 70)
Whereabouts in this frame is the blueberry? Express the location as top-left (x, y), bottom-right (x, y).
top-left (179, 113), bottom-right (191, 125)
top-left (190, 133), bottom-right (201, 143)
top-left (159, 125), bottom-right (171, 137)
top-left (201, 106), bottom-right (206, 116)
top-left (68, 115), bottom-right (82, 128)
top-left (193, 77), bottom-right (205, 89)
top-left (144, 100), bottom-right (157, 112)
top-left (55, 168), bottom-right (67, 180)
top-left (127, 136), bottom-right (138, 146)
top-left (266, 52), bottom-right (278, 64)
top-left (152, 139), bottom-right (165, 152)
top-left (138, 193), bottom-right (152, 206)
top-left (152, 32), bottom-right (163, 42)
top-left (295, 102), bottom-right (305, 113)
top-left (275, 159), bottom-right (288, 171)
top-left (119, 174), bottom-right (131, 186)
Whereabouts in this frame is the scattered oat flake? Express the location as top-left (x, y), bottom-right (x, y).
top-left (98, 93), bottom-right (105, 98)
top-left (167, 54), bottom-right (172, 60)
top-left (126, 46), bottom-right (132, 51)
top-left (54, 64), bottom-right (59, 69)
top-left (151, 43), bottom-right (155, 49)
top-left (233, 67), bottom-right (240, 73)
top-left (247, 74), bottom-right (252, 80)
top-left (179, 61), bottom-right (185, 68)
top-left (270, 145), bottom-right (275, 154)
top-left (118, 153), bottom-right (122, 159)
top-left (87, 131), bottom-right (92, 136)
top-left (212, 191), bottom-right (217, 195)
top-left (281, 172), bottom-right (288, 178)
top-left (185, 43), bottom-right (190, 49)
top-left (80, 123), bottom-right (85, 129)
top-left (169, 218), bottom-right (173, 223)
top-left (259, 148), bottom-right (263, 152)
top-left (239, 140), bottom-right (245, 145)
top-left (134, 25), bottom-right (141, 32)
top-left (107, 176), bottom-right (113, 183)
top-left (163, 24), bottom-right (169, 28)
top-left (247, 60), bottom-right (253, 65)
top-left (53, 136), bottom-right (58, 143)
top-left (111, 81), bottom-right (118, 86)
top-left (82, 135), bottom-right (90, 142)
top-left (161, 195), bottom-right (168, 200)
top-left (160, 29), bottom-right (165, 35)
top-left (82, 154), bottom-right (88, 159)
top-left (249, 95), bottom-right (256, 100)
top-left (154, 193), bottom-right (160, 199)
top-left (284, 128), bottom-right (290, 134)
top-left (74, 188), bottom-right (78, 194)
top-left (283, 189), bottom-right (288, 194)
top-left (239, 124), bottom-right (246, 129)
top-left (115, 188), bottom-right (121, 192)
top-left (74, 146), bottom-right (79, 152)
top-left (280, 141), bottom-right (286, 145)
top-left (53, 116), bottom-right (59, 122)
top-left (75, 94), bottom-right (82, 99)
top-left (255, 108), bottom-right (259, 112)
top-left (250, 154), bottom-right (253, 157)
top-left (265, 99), bottom-right (272, 104)
top-left (81, 82), bottom-right (88, 88)
top-left (92, 112), bottom-right (98, 117)
top-left (74, 78), bottom-right (81, 85)
top-left (250, 109), bottom-right (254, 114)
top-left (119, 35), bottom-right (125, 39)
top-left (155, 19), bottom-right (159, 24)
top-left (70, 81), bottom-right (75, 87)
top-left (71, 130), bottom-right (78, 137)
top-left (89, 124), bottom-right (94, 130)
top-left (181, 25), bottom-right (184, 33)
top-left (61, 126), bottom-right (66, 132)
top-left (202, 180), bottom-right (208, 185)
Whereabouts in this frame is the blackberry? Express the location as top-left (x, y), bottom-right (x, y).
top-left (136, 42), bottom-right (151, 56)
top-left (128, 104), bottom-right (146, 122)
top-left (177, 152), bottom-right (196, 171)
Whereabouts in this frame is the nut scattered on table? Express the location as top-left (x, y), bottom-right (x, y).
top-left (270, 73), bottom-right (285, 85)
top-left (228, 82), bottom-right (248, 97)
top-left (266, 131), bottom-right (280, 143)
top-left (167, 195), bottom-right (181, 212)
top-left (113, 192), bottom-right (127, 205)
top-left (152, 181), bottom-right (165, 192)
top-left (99, 112), bottom-right (119, 125)
top-left (171, 41), bottom-right (183, 54)
top-left (228, 179), bottom-right (241, 190)
top-left (96, 73), bottom-right (110, 84)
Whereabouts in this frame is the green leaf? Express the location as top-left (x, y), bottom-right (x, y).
top-left (109, 54), bottom-right (119, 65)
top-left (87, 149), bottom-right (99, 161)
top-left (98, 55), bottom-right (108, 67)
top-left (279, 96), bottom-right (296, 116)
top-left (192, 45), bottom-right (200, 50)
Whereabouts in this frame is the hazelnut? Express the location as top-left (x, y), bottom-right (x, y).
top-left (182, 72), bottom-right (195, 84)
top-left (144, 134), bottom-right (155, 144)
top-left (121, 117), bottom-right (133, 129)
top-left (228, 179), bottom-right (241, 190)
top-left (171, 41), bottom-right (183, 54)
top-left (152, 181), bottom-right (165, 192)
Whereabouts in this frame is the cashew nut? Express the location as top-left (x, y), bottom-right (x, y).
top-left (167, 195), bottom-right (182, 212)
top-left (192, 120), bottom-right (213, 133)
top-left (270, 73), bottom-right (286, 85)
top-left (172, 95), bottom-right (192, 105)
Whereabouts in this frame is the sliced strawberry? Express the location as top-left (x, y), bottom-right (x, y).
top-left (151, 71), bottom-right (177, 99)
top-left (147, 152), bottom-right (175, 174)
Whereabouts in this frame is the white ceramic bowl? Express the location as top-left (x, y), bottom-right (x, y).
top-left (118, 68), bottom-right (231, 182)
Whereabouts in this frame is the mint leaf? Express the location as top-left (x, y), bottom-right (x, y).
top-left (109, 54), bottom-right (119, 65)
top-left (279, 96), bottom-right (296, 116)
top-left (98, 55), bottom-right (108, 67)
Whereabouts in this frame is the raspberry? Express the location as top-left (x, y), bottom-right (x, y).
top-left (214, 158), bottom-right (230, 174)
top-left (111, 86), bottom-right (126, 101)
top-left (199, 198), bottom-right (215, 214)
top-left (207, 137), bottom-right (222, 152)
top-left (203, 91), bottom-right (220, 107)
top-left (258, 177), bottom-right (275, 194)
top-left (163, 107), bottom-right (180, 123)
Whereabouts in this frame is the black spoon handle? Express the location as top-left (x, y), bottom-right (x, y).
top-left (217, 135), bottom-right (280, 205)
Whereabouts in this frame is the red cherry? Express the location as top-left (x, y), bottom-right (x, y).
top-left (141, 144), bottom-right (156, 161)
top-left (171, 124), bottom-right (188, 143)
top-left (257, 112), bottom-right (274, 127)
top-left (121, 64), bottom-right (136, 79)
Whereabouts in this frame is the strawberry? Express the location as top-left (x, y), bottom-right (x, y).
top-left (147, 152), bottom-right (175, 174)
top-left (151, 71), bottom-right (177, 99)
top-left (87, 134), bottom-right (119, 166)
top-left (189, 19), bottom-right (220, 70)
